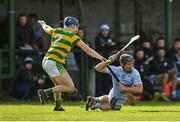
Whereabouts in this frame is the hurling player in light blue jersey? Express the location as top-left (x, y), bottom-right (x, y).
top-left (86, 54), bottom-right (143, 111)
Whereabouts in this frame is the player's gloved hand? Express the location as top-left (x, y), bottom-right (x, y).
top-left (107, 54), bottom-right (117, 64)
top-left (38, 20), bottom-right (46, 26)
top-left (118, 82), bottom-right (126, 92)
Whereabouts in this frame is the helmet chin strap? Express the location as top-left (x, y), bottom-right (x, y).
top-left (63, 25), bottom-right (68, 29)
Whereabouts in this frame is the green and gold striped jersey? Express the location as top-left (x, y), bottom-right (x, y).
top-left (44, 28), bottom-right (83, 64)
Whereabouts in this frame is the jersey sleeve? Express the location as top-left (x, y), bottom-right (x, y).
top-left (71, 35), bottom-right (83, 46)
top-left (106, 65), bottom-right (118, 75)
top-left (132, 69), bottom-right (142, 85)
top-left (50, 28), bottom-right (57, 35)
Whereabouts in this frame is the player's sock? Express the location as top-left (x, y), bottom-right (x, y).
top-left (54, 100), bottom-right (65, 111)
top-left (44, 88), bottom-right (53, 97)
top-left (55, 100), bottom-right (62, 109)
top-left (95, 102), bottom-right (102, 109)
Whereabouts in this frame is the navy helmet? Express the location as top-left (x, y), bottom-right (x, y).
top-left (119, 54), bottom-right (134, 64)
top-left (63, 16), bottom-right (79, 28)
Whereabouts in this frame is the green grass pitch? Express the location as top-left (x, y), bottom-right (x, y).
top-left (0, 101), bottom-right (180, 121)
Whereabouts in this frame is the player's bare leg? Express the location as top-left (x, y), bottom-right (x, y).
top-left (98, 95), bottom-right (111, 111)
top-left (93, 95), bottom-right (111, 111)
top-left (52, 71), bottom-right (75, 92)
top-left (38, 70), bottom-right (75, 106)
top-left (51, 78), bottom-right (65, 111)
top-left (86, 95), bottom-right (110, 111)
top-left (101, 103), bottom-right (111, 111)
top-left (44, 71), bottom-right (75, 94)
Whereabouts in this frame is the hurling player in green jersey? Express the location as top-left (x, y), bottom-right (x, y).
top-left (37, 16), bottom-right (106, 111)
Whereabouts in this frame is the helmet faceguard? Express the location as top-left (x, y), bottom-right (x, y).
top-left (119, 54), bottom-right (134, 73)
top-left (119, 54), bottom-right (134, 65)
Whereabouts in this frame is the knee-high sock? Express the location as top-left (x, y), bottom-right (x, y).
top-left (95, 102), bottom-right (102, 109)
top-left (54, 92), bottom-right (62, 108)
top-left (44, 88), bottom-right (53, 97)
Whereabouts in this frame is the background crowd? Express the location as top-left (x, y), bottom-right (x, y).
top-left (0, 12), bottom-right (180, 102)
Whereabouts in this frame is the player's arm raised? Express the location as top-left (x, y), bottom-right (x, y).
top-left (38, 20), bottom-right (53, 35)
top-left (78, 41), bottom-right (106, 62)
top-left (95, 54), bottom-right (117, 73)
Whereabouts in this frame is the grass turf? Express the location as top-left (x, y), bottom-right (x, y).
top-left (0, 101), bottom-right (180, 121)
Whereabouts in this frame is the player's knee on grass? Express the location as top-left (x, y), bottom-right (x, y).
top-left (110, 97), bottom-right (123, 111)
top-left (101, 103), bottom-right (111, 111)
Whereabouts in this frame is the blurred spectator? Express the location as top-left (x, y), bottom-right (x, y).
top-left (29, 13), bottom-right (48, 50)
top-left (153, 37), bottom-right (166, 55)
top-left (134, 49), bottom-right (153, 100)
top-left (134, 49), bottom-right (147, 77)
top-left (95, 24), bottom-right (116, 58)
top-left (150, 48), bottom-right (177, 101)
top-left (141, 40), bottom-right (153, 61)
top-left (167, 37), bottom-right (180, 61)
top-left (74, 27), bottom-right (93, 70)
top-left (10, 57), bottom-right (35, 101)
top-left (94, 24), bottom-right (116, 96)
top-left (10, 57), bottom-right (47, 101)
top-left (16, 14), bottom-right (35, 50)
top-left (172, 48), bottom-right (180, 89)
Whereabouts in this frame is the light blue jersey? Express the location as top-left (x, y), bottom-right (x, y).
top-left (107, 65), bottom-right (142, 103)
